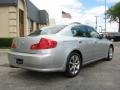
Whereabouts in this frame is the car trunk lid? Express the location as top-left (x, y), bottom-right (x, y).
top-left (11, 36), bottom-right (42, 53)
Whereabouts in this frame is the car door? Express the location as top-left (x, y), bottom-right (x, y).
top-left (86, 26), bottom-right (108, 59)
top-left (71, 25), bottom-right (98, 63)
top-left (95, 37), bottom-right (108, 58)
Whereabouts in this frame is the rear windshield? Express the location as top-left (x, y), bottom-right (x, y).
top-left (28, 25), bottom-right (66, 36)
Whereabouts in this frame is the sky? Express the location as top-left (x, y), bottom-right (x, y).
top-left (30, 0), bottom-right (120, 32)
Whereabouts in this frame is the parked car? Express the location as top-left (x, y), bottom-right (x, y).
top-left (101, 32), bottom-right (120, 41)
top-left (108, 32), bottom-right (120, 41)
top-left (8, 23), bottom-right (114, 77)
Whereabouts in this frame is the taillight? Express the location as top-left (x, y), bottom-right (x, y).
top-left (31, 38), bottom-right (57, 50)
top-left (11, 41), bottom-right (16, 49)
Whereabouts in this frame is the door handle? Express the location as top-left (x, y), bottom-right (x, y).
top-left (95, 41), bottom-right (98, 44)
top-left (79, 41), bottom-right (82, 43)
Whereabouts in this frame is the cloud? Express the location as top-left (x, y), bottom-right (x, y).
top-left (85, 6), bottom-right (105, 16)
top-left (30, 0), bottom-right (83, 24)
top-left (30, 0), bottom-right (118, 32)
top-left (96, 0), bottom-right (120, 3)
top-left (30, 0), bottom-right (82, 15)
top-left (81, 6), bottom-right (118, 32)
top-left (30, 0), bottom-right (105, 24)
top-left (81, 6), bottom-right (105, 24)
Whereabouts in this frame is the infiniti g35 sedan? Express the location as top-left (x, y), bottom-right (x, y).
top-left (8, 23), bottom-right (114, 77)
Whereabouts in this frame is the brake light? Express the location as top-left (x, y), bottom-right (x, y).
top-left (11, 41), bottom-right (16, 49)
top-left (31, 38), bottom-right (57, 50)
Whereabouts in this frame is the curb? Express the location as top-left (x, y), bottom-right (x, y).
top-left (0, 49), bottom-right (10, 54)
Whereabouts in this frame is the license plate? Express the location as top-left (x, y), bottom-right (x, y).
top-left (16, 58), bottom-right (23, 64)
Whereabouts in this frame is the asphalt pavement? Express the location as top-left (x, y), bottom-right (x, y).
top-left (0, 42), bottom-right (120, 90)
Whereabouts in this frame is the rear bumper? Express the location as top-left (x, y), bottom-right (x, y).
top-left (8, 51), bottom-right (64, 72)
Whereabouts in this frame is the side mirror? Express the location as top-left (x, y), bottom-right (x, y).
top-left (99, 34), bottom-right (107, 39)
top-left (99, 34), bottom-right (104, 39)
top-left (103, 34), bottom-right (107, 38)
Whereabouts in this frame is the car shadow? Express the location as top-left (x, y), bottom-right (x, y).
top-left (8, 59), bottom-right (107, 82)
top-left (9, 69), bottom-right (70, 83)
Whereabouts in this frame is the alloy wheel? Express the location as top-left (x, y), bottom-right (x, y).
top-left (65, 52), bottom-right (81, 77)
top-left (109, 47), bottom-right (113, 60)
top-left (69, 55), bottom-right (80, 75)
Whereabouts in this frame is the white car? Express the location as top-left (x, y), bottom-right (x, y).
top-left (8, 23), bottom-right (114, 77)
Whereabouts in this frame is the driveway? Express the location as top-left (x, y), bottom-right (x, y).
top-left (0, 42), bottom-right (120, 90)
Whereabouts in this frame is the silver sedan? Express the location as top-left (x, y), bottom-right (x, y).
top-left (8, 23), bottom-right (114, 77)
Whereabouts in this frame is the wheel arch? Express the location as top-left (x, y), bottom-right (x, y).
top-left (68, 50), bottom-right (83, 66)
top-left (64, 49), bottom-right (83, 77)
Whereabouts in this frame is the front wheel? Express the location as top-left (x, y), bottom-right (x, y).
top-left (65, 52), bottom-right (81, 77)
top-left (106, 46), bottom-right (114, 61)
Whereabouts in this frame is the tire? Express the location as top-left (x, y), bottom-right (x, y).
top-left (106, 46), bottom-right (114, 61)
top-left (65, 52), bottom-right (81, 77)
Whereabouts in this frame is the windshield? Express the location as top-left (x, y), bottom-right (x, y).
top-left (28, 25), bottom-right (67, 36)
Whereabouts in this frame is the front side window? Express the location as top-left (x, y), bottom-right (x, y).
top-left (86, 26), bottom-right (100, 38)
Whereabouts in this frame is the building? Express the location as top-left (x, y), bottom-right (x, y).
top-left (0, 0), bottom-right (49, 38)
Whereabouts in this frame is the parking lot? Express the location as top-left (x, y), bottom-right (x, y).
top-left (0, 42), bottom-right (120, 90)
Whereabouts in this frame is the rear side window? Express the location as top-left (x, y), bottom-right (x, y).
top-left (71, 26), bottom-right (88, 37)
top-left (29, 25), bottom-right (66, 36)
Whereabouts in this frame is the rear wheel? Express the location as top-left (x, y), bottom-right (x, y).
top-left (106, 46), bottom-right (113, 61)
top-left (65, 52), bottom-right (81, 77)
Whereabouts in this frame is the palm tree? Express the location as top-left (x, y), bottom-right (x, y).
top-left (106, 2), bottom-right (120, 32)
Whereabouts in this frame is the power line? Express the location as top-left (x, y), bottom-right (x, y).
top-left (105, 0), bottom-right (107, 32)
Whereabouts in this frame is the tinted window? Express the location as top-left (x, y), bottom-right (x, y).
top-left (86, 26), bottom-right (100, 38)
top-left (71, 26), bottom-right (87, 37)
top-left (29, 25), bottom-right (66, 36)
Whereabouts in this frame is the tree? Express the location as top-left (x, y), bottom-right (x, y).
top-left (106, 2), bottom-right (120, 32)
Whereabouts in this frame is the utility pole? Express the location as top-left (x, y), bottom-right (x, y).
top-left (99, 26), bottom-right (102, 33)
top-left (105, 0), bottom-right (107, 32)
top-left (95, 16), bottom-right (98, 31)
